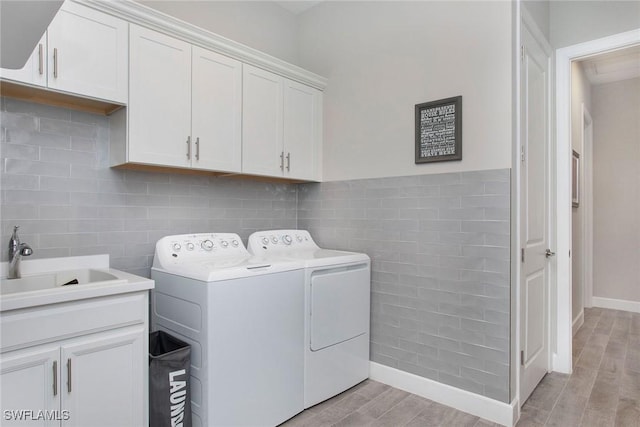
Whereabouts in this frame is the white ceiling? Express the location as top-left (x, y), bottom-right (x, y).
top-left (274, 1), bottom-right (323, 15)
top-left (581, 45), bottom-right (640, 85)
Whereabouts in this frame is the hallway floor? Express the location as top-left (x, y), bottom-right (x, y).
top-left (517, 307), bottom-right (640, 426)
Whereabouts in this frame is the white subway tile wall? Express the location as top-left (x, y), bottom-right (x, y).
top-left (297, 169), bottom-right (511, 402)
top-left (0, 98), bottom-right (297, 277)
top-left (1, 97), bottom-right (511, 403)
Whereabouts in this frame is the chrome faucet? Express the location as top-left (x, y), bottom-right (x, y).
top-left (8, 226), bottom-right (33, 279)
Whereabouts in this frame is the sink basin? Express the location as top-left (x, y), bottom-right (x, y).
top-left (1, 269), bottom-right (126, 295)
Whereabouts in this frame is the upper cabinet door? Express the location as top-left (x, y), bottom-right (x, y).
top-left (242, 64), bottom-right (284, 177)
top-left (284, 79), bottom-right (322, 181)
top-left (46, 1), bottom-right (127, 103)
top-left (191, 47), bottom-right (242, 173)
top-left (128, 25), bottom-right (192, 168)
top-left (0, 33), bottom-right (47, 87)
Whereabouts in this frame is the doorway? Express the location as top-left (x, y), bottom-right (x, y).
top-left (555, 29), bottom-right (640, 374)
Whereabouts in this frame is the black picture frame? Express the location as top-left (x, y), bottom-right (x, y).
top-left (415, 96), bottom-right (462, 163)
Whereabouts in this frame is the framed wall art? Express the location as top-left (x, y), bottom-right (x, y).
top-left (415, 96), bottom-right (462, 163)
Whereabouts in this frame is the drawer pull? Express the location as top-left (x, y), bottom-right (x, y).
top-left (53, 361), bottom-right (57, 396)
top-left (67, 358), bottom-right (72, 393)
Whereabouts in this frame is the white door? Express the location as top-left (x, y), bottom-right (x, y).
top-left (242, 64), bottom-right (284, 177)
top-left (520, 23), bottom-right (552, 404)
top-left (61, 327), bottom-right (146, 427)
top-left (283, 79), bottom-right (322, 181)
top-left (0, 33), bottom-right (47, 87)
top-left (0, 346), bottom-right (60, 426)
top-left (129, 24), bottom-right (192, 168)
top-left (46, 2), bottom-right (127, 103)
top-left (191, 46), bottom-right (242, 173)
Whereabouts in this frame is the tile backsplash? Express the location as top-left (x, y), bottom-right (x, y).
top-left (0, 97), bottom-right (297, 277)
top-left (297, 169), bottom-right (511, 402)
top-left (1, 97), bottom-right (511, 403)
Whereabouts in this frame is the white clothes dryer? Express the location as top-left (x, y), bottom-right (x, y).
top-left (247, 230), bottom-right (371, 408)
top-left (151, 233), bottom-right (305, 427)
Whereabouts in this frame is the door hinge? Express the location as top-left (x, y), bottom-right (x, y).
top-left (521, 146), bottom-right (525, 162)
top-left (521, 45), bottom-right (525, 62)
top-left (521, 248), bottom-right (525, 263)
top-left (521, 350), bottom-right (525, 366)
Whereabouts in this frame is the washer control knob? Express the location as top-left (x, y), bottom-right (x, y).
top-left (283, 235), bottom-right (292, 245)
top-left (270, 236), bottom-right (278, 244)
top-left (231, 240), bottom-right (239, 247)
top-left (201, 239), bottom-right (214, 251)
top-left (261, 237), bottom-right (269, 245)
top-left (296, 235), bottom-right (303, 242)
top-left (220, 240), bottom-right (229, 248)
top-left (172, 243), bottom-right (181, 251)
top-left (186, 243), bottom-right (195, 251)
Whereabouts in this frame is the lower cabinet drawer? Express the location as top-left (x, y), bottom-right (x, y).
top-left (1, 292), bottom-right (148, 352)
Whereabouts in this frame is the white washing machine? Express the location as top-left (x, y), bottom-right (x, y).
top-left (151, 233), bottom-right (305, 427)
top-left (247, 230), bottom-right (370, 408)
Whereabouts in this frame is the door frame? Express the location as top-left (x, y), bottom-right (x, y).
top-left (581, 104), bottom-right (593, 311)
top-left (554, 28), bottom-right (640, 373)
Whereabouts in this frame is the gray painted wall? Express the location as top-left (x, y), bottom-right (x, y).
top-left (550, 1), bottom-right (640, 48)
top-left (298, 169), bottom-right (511, 402)
top-left (0, 98), bottom-right (297, 278)
top-left (592, 78), bottom-right (640, 303)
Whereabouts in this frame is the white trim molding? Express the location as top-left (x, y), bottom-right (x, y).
top-left (74, 0), bottom-right (328, 90)
top-left (581, 104), bottom-right (594, 310)
top-left (555, 27), bottom-right (640, 374)
top-left (573, 310), bottom-right (585, 336)
top-left (370, 362), bottom-right (519, 427)
top-left (592, 297), bottom-right (640, 314)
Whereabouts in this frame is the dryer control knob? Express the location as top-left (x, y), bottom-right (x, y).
top-left (261, 237), bottom-right (269, 245)
top-left (201, 239), bottom-right (214, 251)
top-left (220, 240), bottom-right (229, 248)
top-left (270, 236), bottom-right (278, 244)
top-left (172, 243), bottom-right (181, 251)
top-left (283, 235), bottom-right (292, 245)
top-left (231, 240), bottom-right (239, 247)
top-left (186, 243), bottom-right (195, 251)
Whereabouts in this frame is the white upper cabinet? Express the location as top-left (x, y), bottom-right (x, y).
top-left (191, 46), bottom-right (242, 172)
top-left (242, 65), bottom-right (284, 177)
top-left (46, 1), bottom-right (128, 103)
top-left (284, 80), bottom-right (322, 181)
top-left (243, 65), bottom-right (322, 181)
top-left (0, 33), bottom-right (47, 87)
top-left (128, 24), bottom-right (192, 168)
top-left (127, 26), bottom-right (242, 173)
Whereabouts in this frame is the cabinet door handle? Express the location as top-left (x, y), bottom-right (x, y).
top-left (38, 44), bottom-right (43, 75)
top-left (67, 358), bottom-right (71, 393)
top-left (53, 361), bottom-right (57, 396)
top-left (195, 137), bottom-right (200, 160)
top-left (286, 152), bottom-right (291, 172)
top-left (280, 151), bottom-right (284, 171)
top-left (186, 136), bottom-right (191, 160)
top-left (53, 48), bottom-right (58, 78)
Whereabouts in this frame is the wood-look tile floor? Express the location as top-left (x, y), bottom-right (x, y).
top-left (281, 307), bottom-right (639, 427)
top-left (517, 307), bottom-right (640, 426)
top-left (280, 378), bottom-right (499, 427)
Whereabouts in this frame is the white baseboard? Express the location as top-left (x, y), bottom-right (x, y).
top-left (369, 362), bottom-right (518, 427)
top-left (573, 310), bottom-right (584, 336)
top-left (592, 296), bottom-right (640, 313)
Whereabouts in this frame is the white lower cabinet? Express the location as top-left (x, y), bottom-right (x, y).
top-left (0, 293), bottom-right (148, 427)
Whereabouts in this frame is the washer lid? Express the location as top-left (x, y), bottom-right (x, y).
top-left (152, 233), bottom-right (303, 281)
